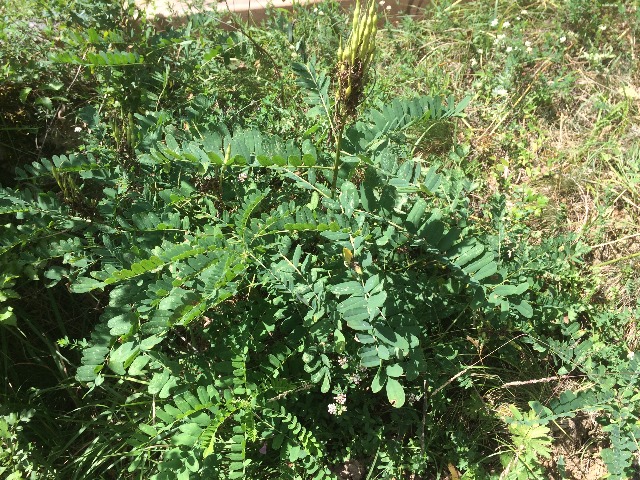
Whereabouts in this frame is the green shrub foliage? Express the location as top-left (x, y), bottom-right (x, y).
top-left (1, 2), bottom-right (639, 479)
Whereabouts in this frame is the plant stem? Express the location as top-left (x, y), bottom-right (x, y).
top-left (331, 124), bottom-right (344, 198)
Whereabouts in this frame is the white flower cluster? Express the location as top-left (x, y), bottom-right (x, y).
top-left (407, 392), bottom-right (422, 404)
top-left (328, 393), bottom-right (348, 415)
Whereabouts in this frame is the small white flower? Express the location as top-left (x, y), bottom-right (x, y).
top-left (351, 374), bottom-right (361, 384)
top-left (599, 25), bottom-right (607, 31)
top-left (328, 403), bottom-right (337, 415)
top-left (337, 356), bottom-right (348, 367)
top-left (74, 126), bottom-right (82, 133)
top-left (335, 393), bottom-right (347, 405)
top-left (628, 351), bottom-right (635, 360)
top-left (378, 0), bottom-right (385, 5)
top-left (318, 10), bottom-right (324, 15)
top-left (386, 5), bottom-right (391, 11)
top-left (494, 87), bottom-right (508, 96)
top-left (506, 46), bottom-right (513, 53)
top-left (503, 21), bottom-right (510, 28)
top-left (237, 172), bottom-right (248, 183)
top-left (524, 40), bottom-right (532, 47)
top-left (526, 46), bottom-right (533, 53)
top-left (490, 18), bottom-right (498, 27)
top-left (520, 9), bottom-right (528, 15)
top-left (470, 58), bottom-right (477, 67)
top-left (559, 35), bottom-right (566, 43)
top-left (313, 7), bottom-right (318, 12)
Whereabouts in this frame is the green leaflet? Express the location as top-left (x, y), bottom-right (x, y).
top-left (386, 377), bottom-right (405, 408)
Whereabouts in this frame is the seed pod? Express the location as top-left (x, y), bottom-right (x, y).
top-left (367, 0), bottom-right (376, 19)
top-left (362, 51), bottom-right (374, 72)
top-left (345, 85), bottom-right (352, 99)
top-left (351, 4), bottom-right (360, 40)
top-left (356, 17), bottom-right (367, 47)
top-left (361, 19), bottom-right (373, 50)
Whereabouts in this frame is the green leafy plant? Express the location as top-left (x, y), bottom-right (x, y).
top-left (1, 1), bottom-right (639, 478)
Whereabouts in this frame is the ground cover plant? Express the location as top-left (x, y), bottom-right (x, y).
top-left (1, 0), bottom-right (639, 478)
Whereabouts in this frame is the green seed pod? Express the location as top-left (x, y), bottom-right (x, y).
top-left (362, 51), bottom-right (374, 72)
top-left (345, 85), bottom-right (352, 99)
top-left (367, 0), bottom-right (376, 19)
top-left (362, 19), bottom-right (373, 50)
top-left (357, 17), bottom-right (367, 47)
top-left (351, 5), bottom-right (360, 40)
top-left (351, 35), bottom-right (358, 54)
top-left (343, 45), bottom-right (351, 63)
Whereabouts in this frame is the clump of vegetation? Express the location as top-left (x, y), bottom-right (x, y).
top-left (1, 0), bottom-right (639, 478)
